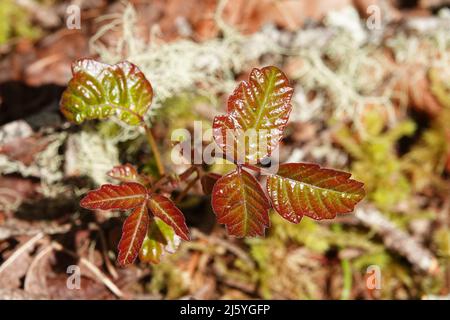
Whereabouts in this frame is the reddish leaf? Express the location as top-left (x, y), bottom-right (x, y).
top-left (139, 217), bottom-right (180, 264)
top-left (267, 163), bottom-right (365, 223)
top-left (60, 59), bottom-right (153, 125)
top-left (147, 194), bottom-right (190, 241)
top-left (80, 182), bottom-right (148, 210)
top-left (200, 172), bottom-right (222, 195)
top-left (212, 168), bottom-right (270, 237)
top-left (117, 202), bottom-right (149, 266)
top-left (213, 66), bottom-right (293, 163)
top-left (107, 164), bottom-right (142, 183)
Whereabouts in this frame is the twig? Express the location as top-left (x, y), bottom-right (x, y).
top-left (143, 124), bottom-right (165, 176)
top-left (191, 229), bottom-right (255, 268)
top-left (51, 242), bottom-right (125, 299)
top-left (92, 224), bottom-right (119, 280)
top-left (175, 172), bottom-right (200, 203)
top-left (0, 222), bottom-right (70, 241)
top-left (24, 244), bottom-right (54, 293)
top-left (355, 205), bottom-right (439, 274)
top-left (0, 232), bottom-right (44, 275)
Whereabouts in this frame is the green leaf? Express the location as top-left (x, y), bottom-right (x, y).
top-left (60, 59), bottom-right (153, 125)
top-left (267, 163), bottom-right (365, 223)
top-left (139, 217), bottom-right (181, 264)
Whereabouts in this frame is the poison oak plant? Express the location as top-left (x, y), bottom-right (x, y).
top-left (210, 66), bottom-right (365, 236)
top-left (60, 59), bottom-right (365, 267)
top-left (60, 59), bottom-right (188, 266)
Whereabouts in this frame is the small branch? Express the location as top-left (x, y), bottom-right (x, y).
top-left (242, 163), bottom-right (263, 174)
top-left (51, 242), bottom-right (124, 299)
top-left (0, 222), bottom-right (70, 241)
top-left (355, 205), bottom-right (439, 274)
top-left (175, 174), bottom-right (200, 203)
top-left (151, 174), bottom-right (171, 193)
top-left (151, 166), bottom-right (199, 192)
top-left (191, 228), bottom-right (255, 268)
top-left (216, 152), bottom-right (272, 176)
top-left (0, 232), bottom-right (44, 275)
top-left (90, 224), bottom-right (119, 280)
top-left (143, 124), bottom-right (165, 176)
top-left (178, 166), bottom-right (199, 182)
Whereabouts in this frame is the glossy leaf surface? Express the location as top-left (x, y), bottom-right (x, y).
top-left (60, 59), bottom-right (153, 125)
top-left (267, 163), bottom-right (365, 223)
top-left (139, 217), bottom-right (181, 264)
top-left (107, 164), bottom-right (143, 184)
top-left (147, 194), bottom-right (190, 241)
top-left (117, 202), bottom-right (149, 266)
top-left (213, 66), bottom-right (293, 163)
top-left (80, 182), bottom-right (147, 210)
top-left (212, 168), bottom-right (270, 237)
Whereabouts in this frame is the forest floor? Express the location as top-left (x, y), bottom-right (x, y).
top-left (1, 0), bottom-right (450, 299)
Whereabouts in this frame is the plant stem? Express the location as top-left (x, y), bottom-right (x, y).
top-left (143, 124), bottom-right (165, 176)
top-left (340, 258), bottom-right (353, 300)
top-left (242, 163), bottom-right (262, 173)
top-left (219, 153), bottom-right (267, 175)
top-left (151, 174), bottom-right (169, 193)
top-left (178, 166), bottom-right (198, 182)
top-left (175, 177), bottom-right (200, 203)
top-left (176, 170), bottom-right (200, 203)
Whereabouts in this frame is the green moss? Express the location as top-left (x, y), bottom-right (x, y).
top-left (272, 215), bottom-right (330, 253)
top-left (0, 0), bottom-right (42, 45)
top-left (429, 68), bottom-right (450, 109)
top-left (433, 227), bottom-right (450, 258)
top-left (148, 256), bottom-right (189, 298)
top-left (404, 109), bottom-right (450, 190)
top-left (155, 93), bottom-right (215, 130)
top-left (335, 109), bottom-right (416, 211)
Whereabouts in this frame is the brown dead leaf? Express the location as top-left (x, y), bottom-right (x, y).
top-left (0, 288), bottom-right (48, 300)
top-left (24, 245), bottom-right (116, 299)
top-left (289, 122), bottom-right (319, 143)
top-left (0, 134), bottom-right (52, 166)
top-left (0, 176), bottom-right (40, 216)
top-left (98, 0), bottom-right (353, 43)
top-left (0, 29), bottom-right (89, 86)
top-left (389, 60), bottom-right (443, 116)
top-left (0, 234), bottom-right (45, 289)
top-left (24, 29), bottom-right (90, 86)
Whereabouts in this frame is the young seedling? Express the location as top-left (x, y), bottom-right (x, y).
top-left (60, 59), bottom-right (189, 266)
top-left (60, 59), bottom-right (365, 266)
top-left (210, 66), bottom-right (365, 236)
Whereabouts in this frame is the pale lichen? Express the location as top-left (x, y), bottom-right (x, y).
top-left (64, 130), bottom-right (119, 186)
top-left (0, 132), bottom-right (66, 196)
